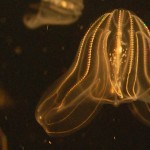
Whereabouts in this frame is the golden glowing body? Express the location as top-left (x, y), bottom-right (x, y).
top-left (35, 9), bottom-right (150, 136)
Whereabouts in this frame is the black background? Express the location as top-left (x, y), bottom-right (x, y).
top-left (0, 0), bottom-right (150, 149)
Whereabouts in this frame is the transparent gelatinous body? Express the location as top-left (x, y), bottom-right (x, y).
top-left (23, 0), bottom-right (84, 29)
top-left (35, 9), bottom-right (150, 136)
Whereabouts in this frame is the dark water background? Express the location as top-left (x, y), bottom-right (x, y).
top-left (0, 0), bottom-right (150, 149)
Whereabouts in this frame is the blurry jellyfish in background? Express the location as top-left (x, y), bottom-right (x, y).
top-left (0, 128), bottom-right (8, 150)
top-left (0, 88), bottom-right (13, 110)
top-left (23, 0), bottom-right (84, 29)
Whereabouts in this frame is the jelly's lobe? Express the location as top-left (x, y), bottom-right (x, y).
top-left (23, 0), bottom-right (84, 29)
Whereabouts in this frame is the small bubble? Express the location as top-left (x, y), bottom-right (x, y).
top-left (19, 145), bottom-right (24, 150)
top-left (46, 25), bottom-right (49, 30)
top-left (14, 46), bottom-right (23, 55)
top-left (4, 115), bottom-right (8, 121)
top-left (61, 46), bottom-right (65, 50)
top-left (43, 70), bottom-right (48, 76)
top-left (113, 136), bottom-right (116, 140)
top-left (43, 139), bottom-right (47, 143)
top-left (79, 25), bottom-right (83, 30)
top-left (0, 17), bottom-right (6, 24)
top-left (42, 47), bottom-right (48, 53)
top-left (81, 133), bottom-right (86, 138)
